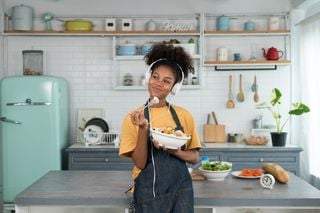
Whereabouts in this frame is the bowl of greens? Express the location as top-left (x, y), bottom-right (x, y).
top-left (199, 161), bottom-right (232, 181)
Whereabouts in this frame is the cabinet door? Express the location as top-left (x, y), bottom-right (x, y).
top-left (223, 151), bottom-right (299, 175)
top-left (68, 151), bottom-right (133, 171)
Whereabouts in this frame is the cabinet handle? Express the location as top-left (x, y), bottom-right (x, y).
top-left (104, 158), bottom-right (109, 162)
top-left (259, 158), bottom-right (264, 162)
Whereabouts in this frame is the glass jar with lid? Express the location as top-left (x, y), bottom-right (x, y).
top-left (23, 50), bottom-right (43, 75)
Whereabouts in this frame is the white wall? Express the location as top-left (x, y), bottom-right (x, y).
top-left (3, 0), bottom-right (290, 16)
top-left (1, 0), bottom-right (293, 144)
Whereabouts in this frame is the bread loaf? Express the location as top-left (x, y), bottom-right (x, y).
top-left (262, 163), bottom-right (289, 184)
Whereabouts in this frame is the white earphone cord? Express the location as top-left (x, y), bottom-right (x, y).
top-left (148, 103), bottom-right (156, 198)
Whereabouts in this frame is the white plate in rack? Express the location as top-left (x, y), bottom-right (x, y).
top-left (83, 125), bottom-right (104, 144)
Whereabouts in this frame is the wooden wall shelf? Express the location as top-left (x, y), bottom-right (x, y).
top-left (3, 30), bottom-right (200, 36)
top-left (204, 60), bottom-right (291, 66)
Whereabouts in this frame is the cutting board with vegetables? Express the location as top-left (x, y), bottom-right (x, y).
top-left (191, 170), bottom-right (206, 181)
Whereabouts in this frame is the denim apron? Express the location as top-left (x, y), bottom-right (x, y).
top-left (133, 104), bottom-right (194, 213)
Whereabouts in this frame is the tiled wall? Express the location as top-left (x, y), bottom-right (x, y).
top-left (2, 36), bottom-right (292, 144)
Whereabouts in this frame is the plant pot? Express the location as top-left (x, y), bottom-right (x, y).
top-left (270, 132), bottom-right (287, 147)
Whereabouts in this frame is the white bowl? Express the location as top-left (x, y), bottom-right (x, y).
top-left (199, 161), bottom-right (232, 181)
top-left (150, 128), bottom-right (190, 149)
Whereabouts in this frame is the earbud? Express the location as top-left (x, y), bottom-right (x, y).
top-left (145, 58), bottom-right (184, 95)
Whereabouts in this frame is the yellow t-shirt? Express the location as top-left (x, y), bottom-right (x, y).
top-left (119, 104), bottom-right (201, 180)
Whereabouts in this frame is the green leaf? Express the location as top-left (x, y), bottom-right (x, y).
top-left (271, 88), bottom-right (282, 106)
top-left (289, 103), bottom-right (310, 115)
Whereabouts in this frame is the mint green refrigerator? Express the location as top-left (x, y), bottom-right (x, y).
top-left (0, 76), bottom-right (69, 203)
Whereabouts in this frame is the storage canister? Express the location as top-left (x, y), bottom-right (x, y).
top-left (244, 20), bottom-right (255, 31)
top-left (12, 4), bottom-right (34, 31)
top-left (268, 16), bottom-right (280, 30)
top-left (217, 47), bottom-right (228, 61)
top-left (23, 50), bottom-right (43, 75)
top-left (217, 15), bottom-right (230, 31)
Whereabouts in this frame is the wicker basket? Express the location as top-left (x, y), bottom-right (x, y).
top-left (244, 136), bottom-right (269, 145)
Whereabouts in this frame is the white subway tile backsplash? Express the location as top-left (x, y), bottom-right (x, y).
top-left (3, 36), bottom-right (292, 144)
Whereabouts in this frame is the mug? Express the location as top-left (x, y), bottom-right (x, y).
top-left (217, 47), bottom-right (228, 61)
top-left (233, 53), bottom-right (241, 61)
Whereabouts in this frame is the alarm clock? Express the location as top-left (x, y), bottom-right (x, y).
top-left (260, 174), bottom-right (275, 189)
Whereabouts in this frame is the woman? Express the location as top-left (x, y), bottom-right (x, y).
top-left (119, 43), bottom-right (201, 213)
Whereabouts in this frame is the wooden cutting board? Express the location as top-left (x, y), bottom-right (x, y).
top-left (191, 170), bottom-right (206, 181)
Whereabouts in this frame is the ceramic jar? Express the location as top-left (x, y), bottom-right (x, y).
top-left (244, 20), bottom-right (255, 31)
top-left (217, 15), bottom-right (230, 31)
top-left (12, 4), bottom-right (34, 30)
top-left (268, 16), bottom-right (280, 30)
top-left (146, 19), bottom-right (156, 31)
top-left (217, 47), bottom-right (228, 61)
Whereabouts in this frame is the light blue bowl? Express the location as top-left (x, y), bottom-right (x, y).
top-left (117, 45), bottom-right (137, 56)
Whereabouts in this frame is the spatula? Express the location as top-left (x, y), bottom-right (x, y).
top-left (236, 74), bottom-right (245, 102)
top-left (226, 75), bottom-right (235, 109)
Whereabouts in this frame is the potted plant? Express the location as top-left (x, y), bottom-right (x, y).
top-left (256, 88), bottom-right (310, 146)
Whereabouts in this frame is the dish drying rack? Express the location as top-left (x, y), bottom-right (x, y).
top-left (79, 129), bottom-right (120, 146)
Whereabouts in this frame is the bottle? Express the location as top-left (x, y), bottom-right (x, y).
top-left (146, 19), bottom-right (156, 31)
top-left (191, 76), bottom-right (198, 85)
top-left (201, 156), bottom-right (209, 165)
top-left (140, 75), bottom-right (146, 86)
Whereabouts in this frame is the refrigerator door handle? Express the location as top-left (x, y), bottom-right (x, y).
top-left (6, 102), bottom-right (52, 106)
top-left (0, 117), bottom-right (22, 124)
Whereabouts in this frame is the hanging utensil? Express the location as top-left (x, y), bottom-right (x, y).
top-left (253, 75), bottom-right (259, 103)
top-left (226, 75), bottom-right (235, 109)
top-left (236, 74), bottom-right (245, 102)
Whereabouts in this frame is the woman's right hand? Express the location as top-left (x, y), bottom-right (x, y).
top-left (129, 110), bottom-right (148, 130)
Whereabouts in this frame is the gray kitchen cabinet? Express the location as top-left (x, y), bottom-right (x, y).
top-left (67, 143), bottom-right (302, 177)
top-left (66, 143), bottom-right (133, 171)
top-left (200, 143), bottom-right (302, 176)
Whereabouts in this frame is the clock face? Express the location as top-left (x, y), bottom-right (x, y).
top-left (260, 174), bottom-right (275, 189)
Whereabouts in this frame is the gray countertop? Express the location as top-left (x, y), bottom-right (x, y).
top-left (66, 142), bottom-right (303, 152)
top-left (15, 170), bottom-right (320, 208)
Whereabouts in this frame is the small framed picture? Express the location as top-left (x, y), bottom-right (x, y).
top-left (121, 18), bottom-right (132, 31)
top-left (105, 18), bottom-right (116, 31)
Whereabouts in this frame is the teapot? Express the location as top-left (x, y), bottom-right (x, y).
top-left (262, 47), bottom-right (283, 60)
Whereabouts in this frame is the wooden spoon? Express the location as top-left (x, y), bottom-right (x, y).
top-left (226, 75), bottom-right (235, 108)
top-left (236, 74), bottom-right (245, 102)
top-left (254, 75), bottom-right (259, 103)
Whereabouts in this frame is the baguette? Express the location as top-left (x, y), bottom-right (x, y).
top-left (262, 163), bottom-right (289, 184)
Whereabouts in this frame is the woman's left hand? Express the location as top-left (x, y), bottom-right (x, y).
top-left (152, 139), bottom-right (178, 153)
top-left (151, 140), bottom-right (198, 163)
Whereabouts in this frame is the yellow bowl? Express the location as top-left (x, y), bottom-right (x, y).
top-left (65, 19), bottom-right (93, 31)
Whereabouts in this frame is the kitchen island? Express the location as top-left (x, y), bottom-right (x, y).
top-left (15, 170), bottom-right (320, 213)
